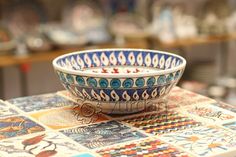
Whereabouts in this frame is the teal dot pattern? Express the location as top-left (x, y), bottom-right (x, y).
top-left (99, 78), bottom-right (109, 88)
top-left (135, 78), bottom-right (145, 88)
top-left (76, 76), bottom-right (85, 86)
top-left (87, 78), bottom-right (97, 87)
top-left (123, 78), bottom-right (134, 88)
top-left (110, 79), bottom-right (121, 89)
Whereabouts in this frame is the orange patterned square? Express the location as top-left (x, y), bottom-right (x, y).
top-left (30, 106), bottom-right (108, 130)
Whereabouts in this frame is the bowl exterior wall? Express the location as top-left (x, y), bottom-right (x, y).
top-left (55, 69), bottom-right (183, 102)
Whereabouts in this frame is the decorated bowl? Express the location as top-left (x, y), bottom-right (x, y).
top-left (52, 49), bottom-right (186, 114)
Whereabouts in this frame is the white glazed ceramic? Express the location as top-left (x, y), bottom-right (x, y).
top-left (53, 48), bottom-right (186, 114)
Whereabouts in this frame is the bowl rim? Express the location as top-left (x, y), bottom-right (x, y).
top-left (52, 48), bottom-right (186, 78)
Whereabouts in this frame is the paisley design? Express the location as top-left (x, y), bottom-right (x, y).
top-left (151, 88), bottom-right (158, 98)
top-left (122, 91), bottom-right (131, 101)
top-left (171, 58), bottom-right (176, 68)
top-left (142, 90), bottom-right (149, 100)
top-left (159, 56), bottom-right (165, 69)
top-left (111, 90), bottom-right (120, 101)
top-left (109, 52), bottom-right (117, 65)
top-left (91, 89), bottom-right (101, 101)
top-left (84, 54), bottom-right (92, 67)
top-left (74, 87), bottom-right (84, 99)
top-left (100, 52), bottom-right (109, 66)
top-left (118, 51), bottom-right (126, 65)
top-left (57, 50), bottom-right (184, 71)
top-left (145, 53), bottom-right (152, 66)
top-left (76, 56), bottom-right (84, 69)
top-left (92, 53), bottom-right (100, 67)
top-left (65, 58), bottom-right (72, 69)
top-left (70, 57), bottom-right (79, 70)
top-left (137, 53), bottom-right (143, 66)
top-left (165, 57), bottom-right (172, 69)
top-left (54, 49), bottom-right (186, 113)
top-left (159, 86), bottom-right (166, 96)
top-left (100, 90), bottom-right (110, 101)
top-left (82, 89), bottom-right (91, 99)
top-left (152, 54), bottom-right (159, 67)
top-left (133, 91), bottom-right (139, 100)
top-left (128, 52), bottom-right (135, 65)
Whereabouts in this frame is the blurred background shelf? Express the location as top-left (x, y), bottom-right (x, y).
top-left (0, 41), bottom-right (148, 67)
top-left (153, 33), bottom-right (236, 48)
top-left (0, 0), bottom-right (235, 104)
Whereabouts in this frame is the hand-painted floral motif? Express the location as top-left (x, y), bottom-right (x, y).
top-left (223, 121), bottom-right (236, 131)
top-left (0, 116), bottom-right (44, 140)
top-left (160, 125), bottom-right (236, 156)
top-left (0, 101), bottom-right (18, 118)
top-left (180, 104), bottom-right (235, 123)
top-left (0, 132), bottom-right (82, 156)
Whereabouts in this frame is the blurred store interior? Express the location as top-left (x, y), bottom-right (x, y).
top-left (0, 0), bottom-right (236, 104)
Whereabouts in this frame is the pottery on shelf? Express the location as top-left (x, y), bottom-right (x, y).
top-left (42, 24), bottom-right (88, 48)
top-left (0, 25), bottom-right (16, 54)
top-left (53, 49), bottom-right (186, 114)
top-left (109, 13), bottom-right (149, 39)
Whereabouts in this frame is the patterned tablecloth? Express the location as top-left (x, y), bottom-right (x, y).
top-left (0, 87), bottom-right (235, 157)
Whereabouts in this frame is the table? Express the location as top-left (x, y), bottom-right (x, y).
top-left (0, 87), bottom-right (235, 157)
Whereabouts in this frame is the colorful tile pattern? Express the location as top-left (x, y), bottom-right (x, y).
top-left (167, 87), bottom-right (216, 108)
top-left (7, 93), bottom-right (76, 112)
top-left (122, 111), bottom-right (201, 135)
top-left (213, 101), bottom-right (236, 113)
top-left (1, 87), bottom-right (236, 157)
top-left (179, 104), bottom-right (236, 123)
top-left (0, 132), bottom-right (83, 157)
top-left (0, 116), bottom-right (45, 140)
top-left (60, 120), bottom-right (147, 149)
top-left (0, 101), bottom-right (18, 118)
top-left (72, 153), bottom-right (95, 157)
top-left (160, 125), bottom-right (236, 156)
top-left (30, 106), bottom-right (107, 129)
top-left (223, 121), bottom-right (236, 131)
top-left (97, 138), bottom-right (190, 157)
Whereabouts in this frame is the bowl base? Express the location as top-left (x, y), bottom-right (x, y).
top-left (76, 98), bottom-right (159, 115)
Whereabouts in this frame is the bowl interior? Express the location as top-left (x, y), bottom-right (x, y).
top-left (54, 49), bottom-right (185, 76)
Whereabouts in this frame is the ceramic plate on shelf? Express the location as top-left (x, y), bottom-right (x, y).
top-left (109, 13), bottom-right (149, 38)
top-left (42, 24), bottom-right (88, 48)
top-left (0, 25), bottom-right (16, 54)
top-left (53, 49), bottom-right (186, 114)
top-left (62, 0), bottom-right (110, 44)
top-left (2, 0), bottom-right (47, 38)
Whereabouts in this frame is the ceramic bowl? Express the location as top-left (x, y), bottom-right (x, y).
top-left (53, 49), bottom-right (186, 114)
